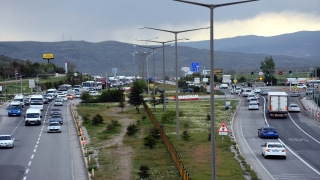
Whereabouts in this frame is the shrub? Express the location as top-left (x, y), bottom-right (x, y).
top-left (92, 114), bottom-right (104, 126)
top-left (83, 114), bottom-right (90, 124)
top-left (137, 165), bottom-right (150, 179)
top-left (143, 135), bottom-right (157, 149)
top-left (126, 123), bottom-right (139, 136)
top-left (141, 114), bottom-right (147, 121)
top-left (182, 130), bottom-right (191, 141)
top-left (111, 119), bottom-right (120, 126)
top-left (149, 127), bottom-right (160, 139)
top-left (106, 123), bottom-right (115, 130)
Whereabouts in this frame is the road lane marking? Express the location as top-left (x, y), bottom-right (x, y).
top-left (288, 113), bottom-right (320, 144)
top-left (262, 97), bottom-right (320, 176)
top-left (28, 161), bottom-right (31, 166)
top-left (31, 155), bottom-right (34, 159)
top-left (26, 169), bottom-right (29, 173)
top-left (33, 149), bottom-right (36, 153)
top-left (239, 108), bottom-right (275, 180)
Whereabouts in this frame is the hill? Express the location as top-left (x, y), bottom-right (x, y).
top-left (0, 31), bottom-right (319, 76)
top-left (179, 31), bottom-right (320, 60)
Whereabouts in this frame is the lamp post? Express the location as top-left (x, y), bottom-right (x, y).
top-left (139, 26), bottom-right (209, 140)
top-left (173, 0), bottom-right (257, 179)
top-left (146, 38), bottom-right (188, 113)
top-left (15, 70), bottom-right (18, 94)
top-left (135, 45), bottom-right (166, 101)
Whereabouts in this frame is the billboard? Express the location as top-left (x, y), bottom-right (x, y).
top-left (42, 53), bottom-right (54, 59)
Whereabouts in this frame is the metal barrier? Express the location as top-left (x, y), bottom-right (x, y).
top-left (143, 102), bottom-right (191, 180)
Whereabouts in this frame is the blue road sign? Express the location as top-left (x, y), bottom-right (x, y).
top-left (112, 68), bottom-right (117, 74)
top-left (191, 62), bottom-right (199, 72)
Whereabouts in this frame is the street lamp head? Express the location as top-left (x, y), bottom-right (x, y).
top-left (138, 27), bottom-right (145, 29)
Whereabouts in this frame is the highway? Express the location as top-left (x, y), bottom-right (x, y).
top-left (0, 99), bottom-right (87, 180)
top-left (233, 91), bottom-right (320, 180)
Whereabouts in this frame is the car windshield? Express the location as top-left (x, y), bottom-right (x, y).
top-left (56, 99), bottom-right (63, 102)
top-left (30, 101), bottom-right (43, 105)
top-left (49, 123), bottom-right (60, 126)
top-left (0, 136), bottom-right (11, 140)
top-left (9, 105), bottom-right (21, 109)
top-left (263, 127), bottom-right (276, 130)
top-left (26, 113), bottom-right (40, 118)
top-left (268, 144), bottom-right (283, 148)
top-left (251, 98), bottom-right (258, 101)
top-left (290, 104), bottom-right (298, 107)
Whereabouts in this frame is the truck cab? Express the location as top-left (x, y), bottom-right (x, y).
top-left (7, 101), bottom-right (23, 116)
top-left (25, 108), bottom-right (42, 126)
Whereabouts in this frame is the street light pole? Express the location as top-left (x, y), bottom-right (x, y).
top-left (139, 26), bottom-right (209, 140)
top-left (147, 39), bottom-right (188, 113)
top-left (173, 0), bottom-right (258, 179)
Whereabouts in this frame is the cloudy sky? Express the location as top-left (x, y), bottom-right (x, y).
top-left (0, 0), bottom-right (319, 44)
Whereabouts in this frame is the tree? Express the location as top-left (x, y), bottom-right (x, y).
top-left (118, 97), bottom-right (125, 112)
top-left (261, 56), bottom-right (276, 83)
top-left (143, 135), bottom-right (157, 149)
top-left (80, 91), bottom-right (91, 104)
top-left (161, 110), bottom-right (184, 123)
top-left (149, 95), bottom-right (160, 111)
top-left (137, 165), bottom-right (150, 179)
top-left (128, 80), bottom-right (146, 113)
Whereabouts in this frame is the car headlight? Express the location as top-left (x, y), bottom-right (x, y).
top-left (18, 110), bottom-right (21, 113)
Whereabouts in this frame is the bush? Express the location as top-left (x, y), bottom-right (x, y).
top-left (149, 127), bottom-right (160, 139)
top-left (92, 114), bottom-right (104, 126)
top-left (143, 135), bottom-right (157, 149)
top-left (137, 165), bottom-right (150, 179)
top-left (126, 123), bottom-right (139, 136)
top-left (83, 114), bottom-right (90, 124)
top-left (182, 130), bottom-right (191, 141)
top-left (111, 119), bottom-right (120, 126)
top-left (106, 123), bottom-right (115, 130)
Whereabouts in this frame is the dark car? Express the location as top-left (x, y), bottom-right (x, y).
top-left (24, 99), bottom-right (30, 106)
top-left (49, 115), bottom-right (63, 125)
top-left (180, 88), bottom-right (193, 93)
top-left (50, 108), bottom-right (61, 116)
top-left (258, 126), bottom-right (278, 139)
top-left (260, 89), bottom-right (269, 96)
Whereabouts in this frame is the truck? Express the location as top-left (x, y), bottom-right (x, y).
top-left (222, 75), bottom-right (231, 85)
top-left (267, 92), bottom-right (288, 118)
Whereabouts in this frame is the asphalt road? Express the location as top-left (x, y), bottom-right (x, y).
top-left (0, 99), bottom-right (87, 180)
top-left (233, 93), bottom-right (320, 180)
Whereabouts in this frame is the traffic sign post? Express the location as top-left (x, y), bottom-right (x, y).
top-left (217, 122), bottom-right (229, 146)
top-left (233, 79), bottom-right (237, 83)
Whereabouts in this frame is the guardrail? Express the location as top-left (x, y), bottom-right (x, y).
top-left (143, 101), bottom-right (191, 180)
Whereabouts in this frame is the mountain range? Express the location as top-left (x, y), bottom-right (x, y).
top-left (0, 31), bottom-right (319, 77)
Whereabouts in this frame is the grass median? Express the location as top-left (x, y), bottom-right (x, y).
top-left (77, 98), bottom-right (258, 179)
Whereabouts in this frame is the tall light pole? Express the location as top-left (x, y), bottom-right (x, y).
top-left (135, 45), bottom-right (166, 101)
top-left (15, 70), bottom-right (18, 94)
top-left (146, 38), bottom-right (188, 113)
top-left (139, 26), bottom-right (209, 140)
top-left (136, 37), bottom-right (159, 46)
top-left (173, 0), bottom-right (258, 179)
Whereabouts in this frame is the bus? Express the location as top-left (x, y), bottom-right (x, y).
top-left (58, 84), bottom-right (72, 94)
top-left (82, 81), bottom-right (97, 91)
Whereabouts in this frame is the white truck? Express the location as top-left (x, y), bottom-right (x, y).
top-left (222, 75), bottom-right (231, 85)
top-left (267, 92), bottom-right (288, 118)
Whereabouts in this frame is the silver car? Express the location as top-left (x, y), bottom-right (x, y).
top-left (248, 102), bottom-right (259, 110)
top-left (290, 91), bottom-right (300, 97)
top-left (47, 122), bottom-right (62, 133)
top-left (288, 103), bottom-right (300, 112)
top-left (0, 135), bottom-right (15, 148)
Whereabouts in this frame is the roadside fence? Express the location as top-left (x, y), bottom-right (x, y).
top-left (143, 101), bottom-right (191, 180)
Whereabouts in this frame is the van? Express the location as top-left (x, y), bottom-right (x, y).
top-left (14, 94), bottom-right (25, 108)
top-left (7, 101), bottom-right (23, 116)
top-left (25, 108), bottom-right (42, 126)
top-left (46, 89), bottom-right (57, 97)
top-left (29, 95), bottom-right (44, 111)
top-left (219, 84), bottom-right (229, 89)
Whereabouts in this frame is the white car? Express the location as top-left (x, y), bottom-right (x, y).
top-left (242, 89), bottom-right (253, 97)
top-left (249, 98), bottom-right (259, 105)
top-left (288, 103), bottom-right (300, 112)
top-left (297, 84), bottom-right (307, 89)
top-left (54, 98), bottom-right (63, 106)
top-left (57, 94), bottom-right (68, 101)
top-left (75, 93), bottom-right (81, 98)
top-left (247, 94), bottom-right (256, 101)
top-left (47, 122), bottom-right (62, 133)
top-left (261, 142), bottom-right (286, 159)
top-left (0, 135), bottom-right (15, 148)
top-left (248, 102), bottom-right (259, 110)
top-left (89, 91), bottom-right (99, 96)
top-left (254, 88), bottom-right (261, 93)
